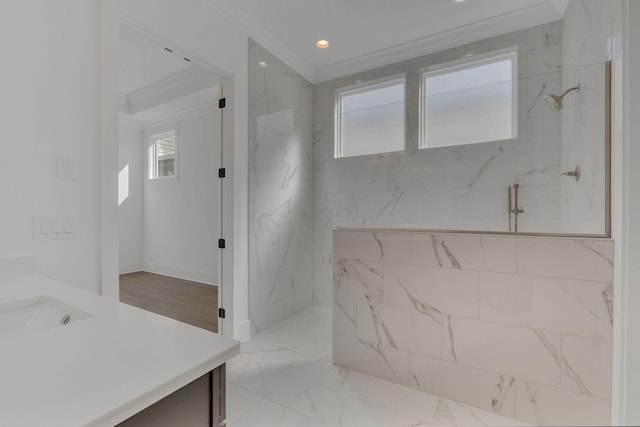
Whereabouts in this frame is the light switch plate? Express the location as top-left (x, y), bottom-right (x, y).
top-left (34, 216), bottom-right (76, 241)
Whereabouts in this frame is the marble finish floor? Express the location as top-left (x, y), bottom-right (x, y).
top-left (226, 305), bottom-right (531, 427)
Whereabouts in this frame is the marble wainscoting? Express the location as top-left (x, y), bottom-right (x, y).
top-left (332, 229), bottom-right (613, 426)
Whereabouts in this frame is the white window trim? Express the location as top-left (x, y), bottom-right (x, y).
top-left (419, 46), bottom-right (519, 150)
top-left (334, 74), bottom-right (407, 159)
top-left (147, 127), bottom-right (179, 182)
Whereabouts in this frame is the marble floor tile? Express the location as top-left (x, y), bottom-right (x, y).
top-left (226, 305), bottom-right (531, 427)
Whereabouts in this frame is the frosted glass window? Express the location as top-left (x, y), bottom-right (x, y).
top-left (421, 49), bottom-right (517, 149)
top-left (148, 130), bottom-right (177, 180)
top-left (336, 76), bottom-right (405, 158)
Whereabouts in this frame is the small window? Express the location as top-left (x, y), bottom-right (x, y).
top-left (148, 130), bottom-right (177, 180)
top-left (335, 76), bottom-right (405, 158)
top-left (420, 48), bottom-right (518, 149)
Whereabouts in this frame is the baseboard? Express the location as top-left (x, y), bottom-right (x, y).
top-left (142, 262), bottom-right (218, 285)
top-left (120, 263), bottom-right (143, 275)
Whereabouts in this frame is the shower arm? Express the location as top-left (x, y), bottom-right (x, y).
top-left (560, 84), bottom-right (580, 98)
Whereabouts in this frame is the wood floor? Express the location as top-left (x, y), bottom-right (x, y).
top-left (119, 272), bottom-right (218, 333)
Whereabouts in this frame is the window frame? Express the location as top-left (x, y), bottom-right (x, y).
top-left (147, 128), bottom-right (179, 182)
top-left (419, 46), bottom-right (519, 150)
top-left (334, 74), bottom-right (407, 159)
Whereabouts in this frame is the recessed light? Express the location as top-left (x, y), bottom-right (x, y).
top-left (454, 0), bottom-right (465, 2)
top-left (258, 61), bottom-right (269, 69)
top-left (316, 40), bottom-right (330, 49)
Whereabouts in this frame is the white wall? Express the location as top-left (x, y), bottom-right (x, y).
top-left (617, 1), bottom-right (640, 423)
top-left (0, 0), bottom-right (102, 292)
top-left (118, 118), bottom-right (144, 273)
top-left (142, 109), bottom-right (220, 284)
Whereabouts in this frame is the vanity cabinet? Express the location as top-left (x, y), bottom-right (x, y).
top-left (117, 364), bottom-right (226, 427)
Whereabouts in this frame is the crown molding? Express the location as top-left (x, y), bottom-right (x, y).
top-left (315, 2), bottom-right (562, 82)
top-left (202, 0), bottom-right (564, 85)
top-left (141, 102), bottom-right (218, 129)
top-left (201, 0), bottom-right (316, 82)
top-left (125, 67), bottom-right (219, 114)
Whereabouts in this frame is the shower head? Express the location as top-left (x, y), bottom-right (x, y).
top-left (544, 93), bottom-right (563, 110)
top-left (544, 84), bottom-right (580, 111)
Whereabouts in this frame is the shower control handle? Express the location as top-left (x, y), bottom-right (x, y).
top-left (561, 165), bottom-right (581, 181)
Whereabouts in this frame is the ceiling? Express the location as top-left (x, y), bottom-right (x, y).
top-left (119, 26), bottom-right (221, 123)
top-left (118, 0), bottom-right (570, 113)
top-left (214, 0), bottom-right (568, 82)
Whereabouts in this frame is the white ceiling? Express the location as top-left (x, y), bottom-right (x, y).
top-left (119, 0), bottom-right (569, 96)
top-left (119, 26), bottom-right (221, 123)
top-left (119, 27), bottom-right (196, 95)
top-left (214, 0), bottom-right (568, 82)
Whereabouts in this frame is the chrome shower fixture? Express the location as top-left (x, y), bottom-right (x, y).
top-left (544, 84), bottom-right (580, 111)
top-left (507, 183), bottom-right (524, 232)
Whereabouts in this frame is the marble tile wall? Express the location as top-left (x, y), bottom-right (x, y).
top-left (312, 22), bottom-right (565, 306)
top-left (332, 229), bottom-right (614, 426)
top-left (248, 40), bottom-right (314, 333)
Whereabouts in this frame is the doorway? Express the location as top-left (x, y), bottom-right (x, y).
top-left (117, 24), bottom-right (223, 333)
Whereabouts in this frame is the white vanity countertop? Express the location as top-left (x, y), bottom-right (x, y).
top-left (0, 276), bottom-right (240, 427)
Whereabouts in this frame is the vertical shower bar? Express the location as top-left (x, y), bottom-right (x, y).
top-left (507, 186), bottom-right (512, 232)
top-left (513, 183), bottom-right (520, 232)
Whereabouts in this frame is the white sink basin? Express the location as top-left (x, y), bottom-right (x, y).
top-left (0, 296), bottom-right (92, 342)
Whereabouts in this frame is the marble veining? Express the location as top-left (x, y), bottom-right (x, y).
top-left (561, 353), bottom-right (591, 396)
top-left (520, 381), bottom-right (546, 425)
top-left (366, 302), bottom-right (398, 349)
top-left (375, 192), bottom-right (405, 218)
top-left (335, 258), bottom-right (384, 303)
top-left (603, 283), bottom-right (614, 325)
top-left (468, 154), bottom-right (499, 188)
top-left (313, 6), bottom-right (618, 320)
top-left (444, 314), bottom-right (458, 363)
top-left (432, 236), bottom-right (462, 269)
top-left (226, 301), bottom-right (533, 425)
top-left (333, 229), bottom-right (614, 426)
top-left (249, 40), bottom-right (313, 333)
top-left (577, 240), bottom-right (614, 266)
top-left (516, 162), bottom-right (560, 181)
top-left (393, 272), bottom-right (443, 324)
top-left (492, 376), bottom-right (516, 413)
top-left (527, 82), bottom-right (547, 114)
top-left (360, 339), bottom-right (402, 381)
top-left (280, 165), bottom-right (298, 190)
top-left (533, 329), bottom-right (562, 367)
top-left (558, 280), bottom-right (604, 322)
top-left (333, 297), bottom-right (357, 331)
top-left (372, 232), bottom-right (385, 259)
